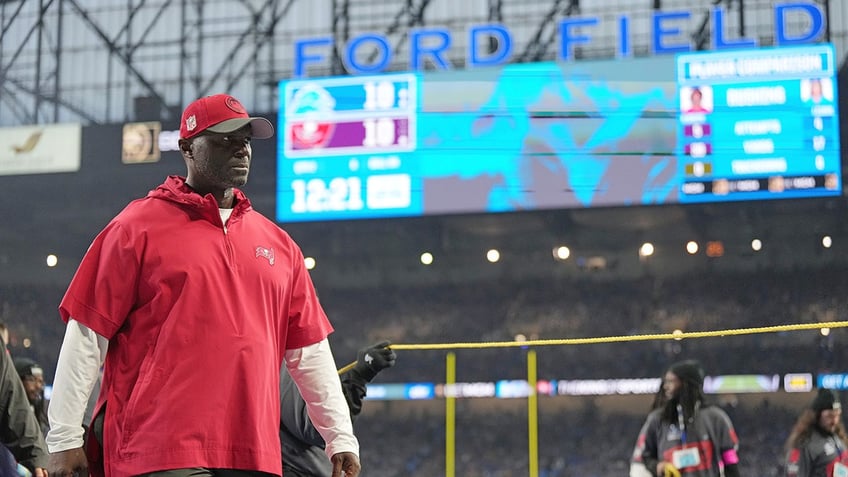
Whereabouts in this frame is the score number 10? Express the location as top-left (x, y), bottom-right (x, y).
top-left (291, 177), bottom-right (364, 213)
top-left (362, 80), bottom-right (409, 148)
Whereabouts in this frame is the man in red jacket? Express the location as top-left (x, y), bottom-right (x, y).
top-left (46, 94), bottom-right (360, 477)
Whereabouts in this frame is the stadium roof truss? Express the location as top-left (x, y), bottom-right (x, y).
top-left (0, 0), bottom-right (840, 127)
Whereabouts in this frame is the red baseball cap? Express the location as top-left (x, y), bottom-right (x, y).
top-left (180, 94), bottom-right (274, 139)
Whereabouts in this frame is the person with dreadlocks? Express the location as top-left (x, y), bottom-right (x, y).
top-left (634, 359), bottom-right (740, 477)
top-left (784, 388), bottom-right (848, 476)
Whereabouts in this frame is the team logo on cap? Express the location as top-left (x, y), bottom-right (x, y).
top-left (225, 96), bottom-right (247, 114)
top-left (186, 115), bottom-right (197, 132)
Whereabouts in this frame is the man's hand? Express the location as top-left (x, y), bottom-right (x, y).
top-left (353, 340), bottom-right (397, 381)
top-left (331, 451), bottom-right (360, 477)
top-left (47, 447), bottom-right (89, 477)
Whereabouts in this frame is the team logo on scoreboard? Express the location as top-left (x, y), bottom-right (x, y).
top-left (288, 84), bottom-right (336, 150)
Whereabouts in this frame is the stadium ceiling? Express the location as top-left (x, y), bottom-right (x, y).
top-left (0, 0), bottom-right (840, 128)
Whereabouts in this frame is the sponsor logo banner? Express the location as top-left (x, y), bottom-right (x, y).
top-left (122, 121), bottom-right (181, 164)
top-left (0, 123), bottom-right (81, 175)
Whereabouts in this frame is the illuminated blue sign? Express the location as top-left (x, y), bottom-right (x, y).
top-left (293, 2), bottom-right (824, 77)
top-left (818, 374), bottom-right (848, 390)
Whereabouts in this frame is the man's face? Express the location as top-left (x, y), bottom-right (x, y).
top-left (22, 373), bottom-right (44, 404)
top-left (185, 126), bottom-right (253, 190)
top-left (819, 407), bottom-right (842, 434)
top-left (663, 371), bottom-right (682, 400)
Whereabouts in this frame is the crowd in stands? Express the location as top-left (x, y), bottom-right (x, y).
top-left (1, 264), bottom-right (846, 474)
top-left (352, 394), bottom-right (800, 476)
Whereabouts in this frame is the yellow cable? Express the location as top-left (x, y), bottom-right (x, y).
top-left (335, 321), bottom-right (846, 372)
top-left (385, 321), bottom-right (848, 350)
top-left (337, 361), bottom-right (357, 375)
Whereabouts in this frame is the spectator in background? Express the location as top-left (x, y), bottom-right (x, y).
top-left (634, 359), bottom-right (740, 477)
top-left (45, 94), bottom-right (360, 477)
top-left (281, 341), bottom-right (396, 476)
top-left (0, 322), bottom-right (9, 347)
top-left (784, 388), bottom-right (848, 476)
top-left (0, 340), bottom-right (48, 476)
top-left (14, 358), bottom-right (50, 438)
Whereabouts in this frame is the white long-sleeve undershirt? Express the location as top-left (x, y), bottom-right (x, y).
top-left (46, 319), bottom-right (107, 453)
top-left (286, 339), bottom-right (359, 459)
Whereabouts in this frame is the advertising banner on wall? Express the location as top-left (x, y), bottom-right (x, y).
top-left (0, 123), bottom-right (82, 175)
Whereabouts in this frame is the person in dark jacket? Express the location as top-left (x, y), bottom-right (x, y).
top-left (14, 358), bottom-right (50, 439)
top-left (634, 359), bottom-right (740, 477)
top-left (0, 342), bottom-right (48, 476)
top-left (784, 388), bottom-right (848, 476)
top-left (280, 341), bottom-right (396, 476)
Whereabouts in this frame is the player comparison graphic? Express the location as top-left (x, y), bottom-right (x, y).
top-left (677, 43), bottom-right (841, 202)
top-left (277, 44), bottom-right (841, 223)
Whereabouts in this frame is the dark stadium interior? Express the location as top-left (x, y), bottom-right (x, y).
top-left (3, 108), bottom-right (848, 475)
top-left (3, 1), bottom-right (848, 475)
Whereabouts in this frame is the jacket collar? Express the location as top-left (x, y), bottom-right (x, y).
top-left (148, 175), bottom-right (253, 224)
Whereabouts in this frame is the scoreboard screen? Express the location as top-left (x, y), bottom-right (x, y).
top-left (677, 44), bottom-right (840, 202)
top-left (276, 43), bottom-right (841, 223)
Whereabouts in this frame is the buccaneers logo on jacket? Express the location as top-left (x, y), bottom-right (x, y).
top-left (255, 246), bottom-right (275, 265)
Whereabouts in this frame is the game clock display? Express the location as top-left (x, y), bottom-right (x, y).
top-left (277, 43), bottom-right (841, 223)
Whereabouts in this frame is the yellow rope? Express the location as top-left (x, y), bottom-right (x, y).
top-left (388, 320), bottom-right (848, 350)
top-left (336, 320), bottom-right (846, 373)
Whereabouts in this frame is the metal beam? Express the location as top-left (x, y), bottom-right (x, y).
top-left (486, 0), bottom-right (503, 54)
top-left (108, 0), bottom-right (149, 50)
top-left (519, 0), bottom-right (580, 62)
top-left (65, 0), bottom-right (169, 118)
top-left (4, 76), bottom-right (99, 123)
top-left (0, 83), bottom-right (33, 124)
top-left (53, 0), bottom-right (63, 122)
top-left (124, 0), bottom-right (174, 58)
top-left (222, 0), bottom-right (297, 95)
top-left (820, 0), bottom-right (831, 41)
top-left (1, 0), bottom-right (55, 80)
top-left (488, 0), bottom-right (502, 22)
top-left (197, 0), bottom-right (271, 97)
top-left (692, 0), bottom-right (726, 51)
top-left (0, 0), bottom-right (27, 45)
top-left (365, 0), bottom-right (432, 68)
top-left (331, 0), bottom-right (350, 76)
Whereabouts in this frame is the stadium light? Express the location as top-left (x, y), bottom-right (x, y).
top-left (553, 245), bottom-right (571, 261)
top-left (686, 241), bottom-right (699, 255)
top-left (304, 256), bottom-right (316, 270)
top-left (822, 235), bottom-right (833, 248)
top-left (486, 249), bottom-right (500, 263)
top-left (420, 252), bottom-right (434, 265)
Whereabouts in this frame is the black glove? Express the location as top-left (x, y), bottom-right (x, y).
top-left (352, 340), bottom-right (397, 382)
